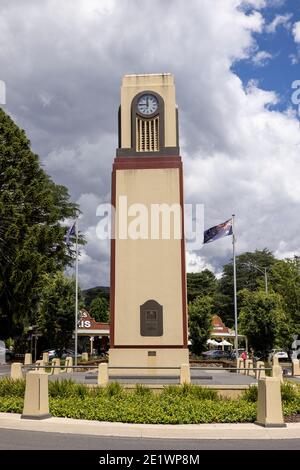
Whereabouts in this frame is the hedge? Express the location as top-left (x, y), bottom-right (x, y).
top-left (0, 379), bottom-right (299, 424)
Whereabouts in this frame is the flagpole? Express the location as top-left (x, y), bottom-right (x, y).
top-left (74, 216), bottom-right (79, 367)
top-left (232, 214), bottom-right (238, 368)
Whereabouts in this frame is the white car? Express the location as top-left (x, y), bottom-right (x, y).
top-left (269, 350), bottom-right (288, 362)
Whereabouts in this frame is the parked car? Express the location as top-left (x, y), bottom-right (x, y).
top-left (5, 349), bottom-right (15, 362)
top-left (202, 349), bottom-right (232, 360)
top-left (252, 351), bottom-right (264, 361)
top-left (229, 348), bottom-right (246, 360)
top-left (268, 349), bottom-right (288, 362)
top-left (0, 346), bottom-right (15, 363)
top-left (41, 348), bottom-right (82, 361)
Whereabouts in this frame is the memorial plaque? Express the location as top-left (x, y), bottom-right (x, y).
top-left (140, 300), bottom-right (163, 336)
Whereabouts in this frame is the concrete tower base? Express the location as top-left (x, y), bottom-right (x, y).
top-left (109, 348), bottom-right (189, 377)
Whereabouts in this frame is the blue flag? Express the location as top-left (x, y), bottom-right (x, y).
top-left (65, 222), bottom-right (76, 244)
top-left (204, 218), bottom-right (233, 244)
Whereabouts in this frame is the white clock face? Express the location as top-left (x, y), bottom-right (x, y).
top-left (137, 94), bottom-right (159, 116)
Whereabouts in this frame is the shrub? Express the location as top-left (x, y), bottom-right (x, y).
top-left (281, 382), bottom-right (298, 402)
top-left (49, 379), bottom-right (88, 398)
top-left (47, 395), bottom-right (257, 424)
top-left (0, 397), bottom-right (23, 413)
top-left (105, 382), bottom-right (124, 398)
top-left (89, 386), bottom-right (105, 398)
top-left (133, 384), bottom-right (153, 397)
top-left (161, 384), bottom-right (218, 400)
top-left (49, 379), bottom-right (77, 398)
top-left (0, 378), bottom-right (25, 397)
top-left (243, 382), bottom-right (300, 404)
top-left (189, 386), bottom-right (219, 401)
top-left (242, 385), bottom-right (258, 403)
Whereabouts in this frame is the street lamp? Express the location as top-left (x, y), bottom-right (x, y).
top-left (241, 262), bottom-right (269, 293)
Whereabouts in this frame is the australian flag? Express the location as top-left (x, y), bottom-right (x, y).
top-left (64, 222), bottom-right (76, 245)
top-left (204, 218), bottom-right (233, 244)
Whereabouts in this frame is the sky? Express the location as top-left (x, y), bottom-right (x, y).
top-left (0, 0), bottom-right (300, 288)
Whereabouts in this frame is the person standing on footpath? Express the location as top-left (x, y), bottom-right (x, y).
top-left (241, 350), bottom-right (247, 365)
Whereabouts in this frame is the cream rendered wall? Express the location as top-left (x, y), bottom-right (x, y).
top-left (114, 168), bottom-right (184, 346)
top-left (120, 73), bottom-right (177, 149)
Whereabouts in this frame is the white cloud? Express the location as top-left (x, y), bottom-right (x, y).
top-left (186, 252), bottom-right (216, 274)
top-left (289, 53), bottom-right (300, 65)
top-left (265, 13), bottom-right (292, 33)
top-left (252, 50), bottom-right (273, 66)
top-left (292, 21), bottom-right (300, 43)
top-left (241, 0), bottom-right (266, 7)
top-left (1, 0), bottom-right (299, 288)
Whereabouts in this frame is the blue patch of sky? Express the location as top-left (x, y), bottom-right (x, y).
top-left (232, 0), bottom-right (300, 113)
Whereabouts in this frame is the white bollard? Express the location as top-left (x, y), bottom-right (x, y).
top-left (273, 355), bottom-right (279, 366)
top-left (97, 363), bottom-right (109, 386)
top-left (180, 364), bottom-right (191, 385)
top-left (256, 377), bottom-right (285, 427)
top-left (245, 359), bottom-right (253, 376)
top-left (292, 359), bottom-right (300, 377)
top-left (21, 372), bottom-right (51, 420)
top-left (24, 353), bottom-right (32, 365)
top-left (65, 356), bottom-right (73, 373)
top-left (272, 364), bottom-right (283, 383)
top-left (239, 359), bottom-right (245, 375)
top-left (34, 360), bottom-right (45, 372)
top-left (42, 352), bottom-right (49, 364)
top-left (82, 352), bottom-right (89, 362)
top-left (51, 358), bottom-right (61, 375)
top-left (256, 361), bottom-right (266, 380)
top-left (248, 360), bottom-right (255, 377)
top-left (10, 363), bottom-right (23, 380)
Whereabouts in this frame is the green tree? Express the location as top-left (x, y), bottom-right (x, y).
top-left (269, 257), bottom-right (300, 333)
top-left (187, 270), bottom-right (217, 302)
top-left (239, 290), bottom-right (292, 357)
top-left (188, 295), bottom-right (213, 355)
top-left (37, 272), bottom-right (80, 352)
top-left (83, 286), bottom-right (110, 308)
top-left (90, 296), bottom-right (109, 323)
top-left (217, 249), bottom-right (276, 326)
top-left (0, 108), bottom-right (81, 338)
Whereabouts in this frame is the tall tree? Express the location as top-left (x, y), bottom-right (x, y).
top-left (90, 296), bottom-right (109, 323)
top-left (0, 108), bottom-right (81, 338)
top-left (239, 289), bottom-right (292, 357)
top-left (83, 286), bottom-right (110, 308)
top-left (188, 295), bottom-right (213, 355)
top-left (37, 272), bottom-right (79, 353)
top-left (187, 270), bottom-right (217, 302)
top-left (217, 249), bottom-right (276, 326)
top-left (269, 257), bottom-right (300, 333)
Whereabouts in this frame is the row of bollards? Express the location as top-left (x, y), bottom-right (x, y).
top-left (237, 358), bottom-right (266, 378)
top-left (10, 357), bottom-right (74, 380)
top-left (17, 362), bottom-right (287, 427)
top-left (24, 351), bottom-right (90, 365)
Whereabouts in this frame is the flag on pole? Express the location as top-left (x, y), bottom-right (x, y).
top-left (64, 222), bottom-right (76, 244)
top-left (203, 218), bottom-right (233, 244)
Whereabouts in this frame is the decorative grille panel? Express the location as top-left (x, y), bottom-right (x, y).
top-left (136, 116), bottom-right (159, 152)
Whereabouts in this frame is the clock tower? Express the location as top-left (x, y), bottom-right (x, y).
top-left (109, 73), bottom-right (188, 376)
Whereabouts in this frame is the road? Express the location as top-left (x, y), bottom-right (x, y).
top-left (0, 428), bottom-right (299, 450)
top-left (0, 364), bottom-right (10, 377)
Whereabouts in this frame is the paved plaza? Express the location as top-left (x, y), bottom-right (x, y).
top-left (0, 363), bottom-right (259, 385)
